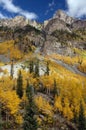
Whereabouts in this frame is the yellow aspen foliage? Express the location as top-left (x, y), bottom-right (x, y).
top-left (35, 96), bottom-right (53, 117)
top-left (10, 47), bottom-right (23, 60)
top-left (54, 96), bottom-right (62, 112)
top-left (63, 98), bottom-right (73, 120)
top-left (0, 62), bottom-right (4, 66)
top-left (47, 54), bottom-right (79, 65)
top-left (20, 69), bottom-right (39, 90)
top-left (0, 40), bottom-right (14, 54)
top-left (35, 96), bottom-right (53, 124)
top-left (0, 40), bottom-right (23, 60)
top-left (0, 76), bottom-right (14, 91)
top-left (3, 69), bottom-right (8, 75)
top-left (40, 75), bottom-right (54, 90)
top-left (5, 91), bottom-right (20, 115)
top-left (37, 117), bottom-right (42, 125)
top-left (0, 53), bottom-right (86, 124)
top-left (0, 89), bottom-right (22, 124)
top-left (78, 60), bottom-right (86, 73)
top-left (15, 114), bottom-right (23, 124)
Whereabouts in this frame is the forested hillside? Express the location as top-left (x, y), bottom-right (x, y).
top-left (0, 10), bottom-right (86, 130)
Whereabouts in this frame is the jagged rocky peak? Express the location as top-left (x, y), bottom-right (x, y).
top-left (11, 16), bottom-right (29, 27)
top-left (0, 16), bottom-right (42, 30)
top-left (44, 10), bottom-right (71, 34)
top-left (0, 15), bottom-right (29, 28)
top-left (29, 20), bottom-right (43, 30)
top-left (53, 9), bottom-right (75, 24)
top-left (12, 16), bottom-right (26, 23)
top-left (54, 10), bottom-right (67, 19)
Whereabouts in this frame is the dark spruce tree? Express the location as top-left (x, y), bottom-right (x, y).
top-left (29, 60), bottom-right (34, 74)
top-left (23, 84), bottom-right (38, 130)
top-left (0, 104), bottom-right (2, 130)
top-left (34, 60), bottom-right (39, 77)
top-left (53, 79), bottom-right (59, 98)
top-left (45, 61), bottom-right (50, 76)
top-left (10, 59), bottom-right (14, 78)
top-left (73, 111), bottom-right (78, 124)
top-left (78, 101), bottom-right (86, 130)
top-left (16, 70), bottom-right (23, 99)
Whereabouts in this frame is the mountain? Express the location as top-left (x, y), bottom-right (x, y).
top-left (53, 9), bottom-right (75, 24)
top-left (0, 10), bottom-right (86, 130)
top-left (44, 10), bottom-right (86, 33)
top-left (0, 9), bottom-right (86, 57)
top-left (43, 10), bottom-right (86, 55)
top-left (0, 16), bottom-right (28, 28)
top-left (0, 15), bottom-right (42, 30)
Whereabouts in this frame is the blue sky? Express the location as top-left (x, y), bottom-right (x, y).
top-left (0, 0), bottom-right (86, 22)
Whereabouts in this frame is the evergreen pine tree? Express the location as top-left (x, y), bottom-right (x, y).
top-left (0, 104), bottom-right (2, 130)
top-left (73, 111), bottom-right (78, 124)
top-left (34, 60), bottom-right (39, 77)
top-left (78, 101), bottom-right (86, 130)
top-left (10, 59), bottom-right (14, 78)
top-left (29, 60), bottom-right (34, 74)
top-left (16, 70), bottom-right (23, 99)
top-left (45, 61), bottom-right (50, 76)
top-left (53, 79), bottom-right (59, 97)
top-left (23, 85), bottom-right (38, 130)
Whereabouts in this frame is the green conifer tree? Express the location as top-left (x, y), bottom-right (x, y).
top-left (0, 103), bottom-right (2, 130)
top-left (45, 61), bottom-right (50, 76)
top-left (73, 111), bottom-right (78, 124)
top-left (78, 101), bottom-right (86, 130)
top-left (10, 59), bottom-right (14, 78)
top-left (16, 70), bottom-right (23, 99)
top-left (23, 85), bottom-right (38, 130)
top-left (29, 60), bottom-right (34, 74)
top-left (53, 79), bottom-right (59, 98)
top-left (34, 60), bottom-right (39, 77)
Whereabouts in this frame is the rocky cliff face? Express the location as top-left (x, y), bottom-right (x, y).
top-left (44, 10), bottom-right (74, 34)
top-left (71, 20), bottom-right (86, 30)
top-left (44, 10), bottom-right (86, 33)
top-left (0, 16), bottom-right (28, 28)
top-left (53, 10), bottom-right (75, 24)
top-left (42, 10), bottom-right (86, 55)
top-left (0, 16), bottom-right (42, 30)
top-left (0, 10), bottom-right (86, 56)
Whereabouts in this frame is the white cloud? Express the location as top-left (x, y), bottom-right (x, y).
top-left (49, 0), bottom-right (55, 7)
top-left (0, 0), bottom-right (37, 19)
top-left (21, 11), bottom-right (37, 20)
top-left (66, 0), bottom-right (86, 18)
top-left (45, 0), bottom-right (55, 15)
